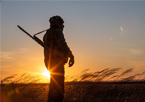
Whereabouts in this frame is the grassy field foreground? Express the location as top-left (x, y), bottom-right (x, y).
top-left (1, 68), bottom-right (145, 102)
top-left (1, 82), bottom-right (145, 102)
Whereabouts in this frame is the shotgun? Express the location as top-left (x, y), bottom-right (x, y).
top-left (17, 25), bottom-right (49, 50)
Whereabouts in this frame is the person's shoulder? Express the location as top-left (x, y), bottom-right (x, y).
top-left (55, 29), bottom-right (62, 33)
top-left (45, 29), bottom-right (50, 34)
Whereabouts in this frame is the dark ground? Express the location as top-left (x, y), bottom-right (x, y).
top-left (1, 82), bottom-right (145, 102)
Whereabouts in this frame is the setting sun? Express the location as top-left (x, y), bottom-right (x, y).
top-left (42, 68), bottom-right (50, 78)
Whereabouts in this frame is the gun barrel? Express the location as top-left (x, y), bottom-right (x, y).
top-left (17, 25), bottom-right (34, 39)
top-left (17, 25), bottom-right (49, 50)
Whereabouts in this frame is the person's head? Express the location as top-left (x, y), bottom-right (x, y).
top-left (49, 15), bottom-right (64, 30)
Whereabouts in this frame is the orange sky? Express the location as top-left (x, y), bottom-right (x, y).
top-left (1, 1), bottom-right (145, 83)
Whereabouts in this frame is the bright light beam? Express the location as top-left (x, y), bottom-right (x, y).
top-left (42, 68), bottom-right (50, 78)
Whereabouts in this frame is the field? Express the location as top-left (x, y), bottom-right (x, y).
top-left (1, 82), bottom-right (145, 102)
top-left (1, 68), bottom-right (145, 102)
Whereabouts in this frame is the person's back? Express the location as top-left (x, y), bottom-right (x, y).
top-left (43, 16), bottom-right (74, 102)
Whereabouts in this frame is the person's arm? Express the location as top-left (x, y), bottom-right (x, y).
top-left (66, 51), bottom-right (74, 67)
top-left (55, 29), bottom-right (74, 67)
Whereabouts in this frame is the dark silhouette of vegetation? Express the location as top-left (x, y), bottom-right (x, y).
top-left (65, 68), bottom-right (144, 83)
top-left (1, 73), bottom-right (41, 84)
top-left (63, 68), bottom-right (145, 102)
top-left (1, 68), bottom-right (145, 102)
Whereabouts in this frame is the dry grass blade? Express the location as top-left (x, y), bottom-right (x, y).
top-left (109, 75), bottom-right (119, 81)
top-left (121, 74), bottom-right (140, 82)
top-left (81, 69), bottom-right (89, 73)
top-left (76, 68), bottom-right (121, 82)
top-left (137, 71), bottom-right (145, 80)
top-left (120, 68), bottom-right (134, 76)
top-left (115, 68), bottom-right (134, 81)
top-left (141, 71), bottom-right (145, 75)
top-left (94, 68), bottom-right (121, 82)
top-left (1, 74), bottom-right (17, 84)
top-left (13, 73), bottom-right (28, 83)
top-left (80, 73), bottom-right (93, 81)
top-left (92, 68), bottom-right (110, 81)
top-left (98, 68), bottom-right (110, 74)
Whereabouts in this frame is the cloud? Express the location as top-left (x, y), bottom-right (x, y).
top-left (129, 49), bottom-right (144, 55)
top-left (0, 51), bottom-right (14, 60)
top-left (0, 48), bottom-right (29, 61)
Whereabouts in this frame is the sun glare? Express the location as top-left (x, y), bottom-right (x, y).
top-left (120, 26), bottom-right (123, 31)
top-left (42, 68), bottom-right (50, 78)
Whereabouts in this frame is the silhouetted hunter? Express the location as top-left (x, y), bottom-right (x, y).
top-left (43, 16), bottom-right (74, 102)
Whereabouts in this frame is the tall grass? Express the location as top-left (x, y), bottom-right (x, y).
top-left (1, 68), bottom-right (145, 102)
top-left (1, 73), bottom-right (42, 84)
top-left (1, 73), bottom-right (46, 102)
top-left (2, 68), bottom-right (143, 84)
top-left (65, 68), bottom-right (144, 82)
top-left (64, 68), bottom-right (145, 102)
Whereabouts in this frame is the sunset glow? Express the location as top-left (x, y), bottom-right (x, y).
top-left (42, 69), bottom-right (50, 78)
top-left (1, 1), bottom-right (145, 82)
